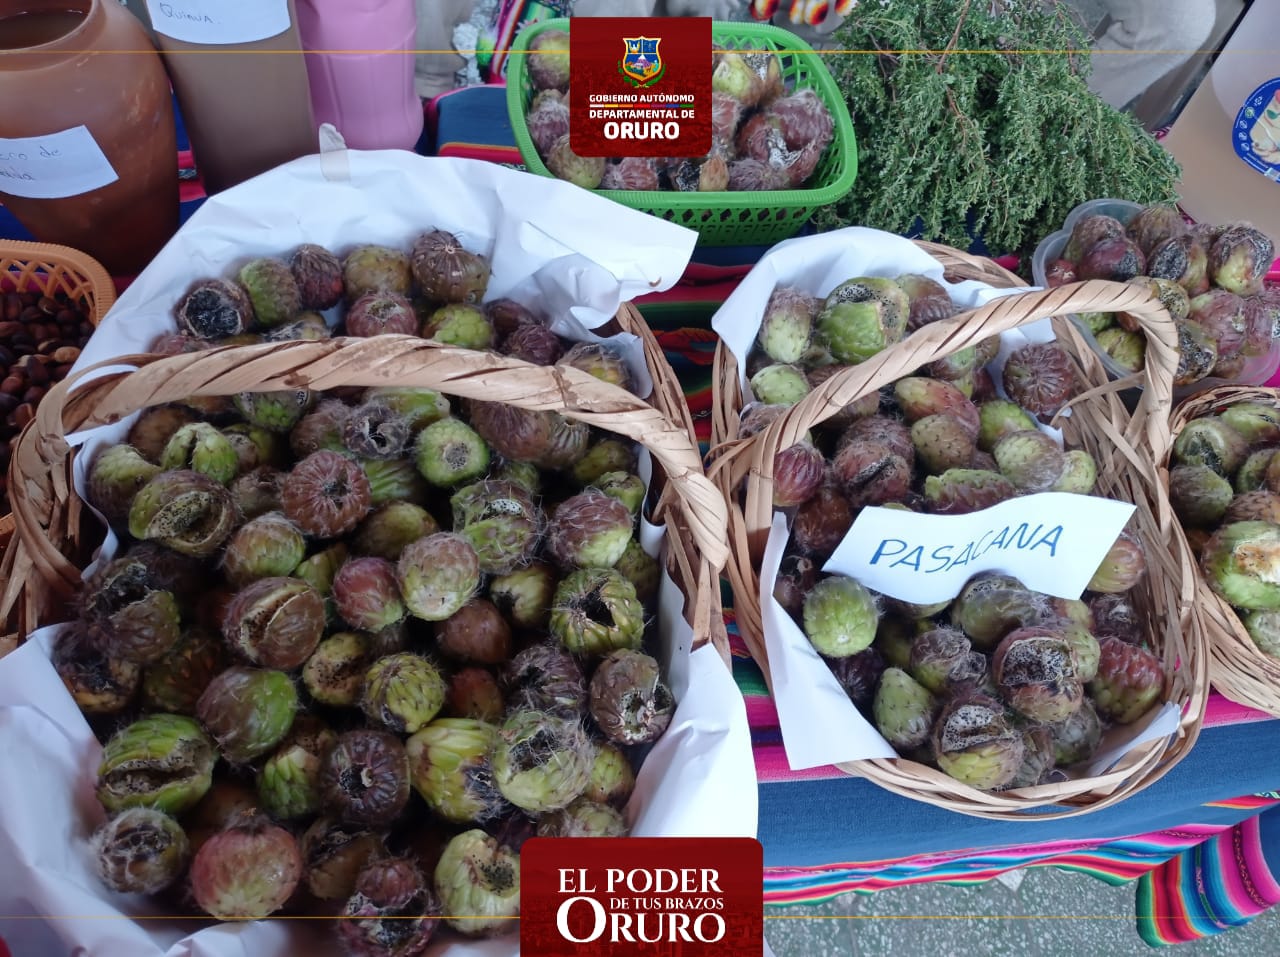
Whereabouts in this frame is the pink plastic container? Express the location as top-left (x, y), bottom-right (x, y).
top-left (295, 0), bottom-right (424, 151)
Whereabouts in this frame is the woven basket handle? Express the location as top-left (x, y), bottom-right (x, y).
top-left (6, 335), bottom-right (729, 611)
top-left (709, 277), bottom-right (1177, 585)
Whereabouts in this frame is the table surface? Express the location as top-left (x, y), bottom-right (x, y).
top-left (4, 128), bottom-right (1280, 901)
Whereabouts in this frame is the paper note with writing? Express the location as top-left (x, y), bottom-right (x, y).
top-left (0, 127), bottom-right (118, 201)
top-left (145, 0), bottom-right (290, 44)
top-left (826, 492), bottom-right (1136, 605)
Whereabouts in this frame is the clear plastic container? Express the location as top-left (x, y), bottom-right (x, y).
top-left (1031, 198), bottom-right (1280, 399)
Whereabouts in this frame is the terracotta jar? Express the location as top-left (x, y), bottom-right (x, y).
top-left (143, 0), bottom-right (318, 195)
top-left (0, 0), bottom-right (179, 275)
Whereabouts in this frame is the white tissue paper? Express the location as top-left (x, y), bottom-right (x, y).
top-left (0, 152), bottom-right (758, 956)
top-left (709, 226), bottom-right (1180, 772)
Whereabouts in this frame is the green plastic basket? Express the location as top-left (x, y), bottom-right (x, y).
top-left (506, 18), bottom-right (858, 247)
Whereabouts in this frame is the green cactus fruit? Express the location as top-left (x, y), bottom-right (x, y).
top-left (96, 714), bottom-right (217, 815)
top-left (1169, 464), bottom-right (1234, 528)
top-left (977, 400), bottom-right (1038, 453)
top-left (802, 575), bottom-right (879, 658)
top-left (128, 469), bottom-right (239, 558)
top-left (451, 479), bottom-right (544, 575)
top-left (361, 653), bottom-right (448, 734)
top-left (950, 573), bottom-right (1050, 650)
top-left (872, 667), bottom-right (938, 750)
top-left (234, 389), bottom-right (313, 433)
top-left (238, 257), bottom-right (301, 327)
top-left (406, 718), bottom-right (507, 824)
top-left (818, 277), bottom-right (909, 363)
top-left (993, 430), bottom-right (1067, 492)
top-left (302, 631), bottom-right (372, 708)
top-left (397, 532), bottom-right (481, 621)
top-left (1201, 521), bottom-right (1280, 609)
top-left (1171, 416), bottom-right (1249, 476)
top-left (1052, 449), bottom-right (1098, 495)
top-left (425, 303), bottom-right (496, 349)
top-left (197, 666), bottom-right (298, 764)
top-left (550, 567), bottom-right (646, 657)
top-left (257, 718), bottom-right (337, 820)
top-left (221, 512), bottom-right (307, 588)
top-left (757, 285), bottom-right (815, 363)
top-left (491, 711), bottom-right (593, 814)
top-left (923, 468), bottom-right (1018, 515)
top-left (932, 694), bottom-right (1026, 791)
top-left (87, 444), bottom-right (162, 523)
top-left (415, 417), bottom-right (491, 488)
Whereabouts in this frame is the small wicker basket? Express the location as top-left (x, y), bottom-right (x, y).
top-left (1, 305), bottom-right (729, 664)
top-left (0, 240), bottom-right (116, 322)
top-left (1168, 385), bottom-right (1280, 717)
top-left (707, 244), bottom-right (1207, 818)
top-left (1, 240), bottom-right (114, 650)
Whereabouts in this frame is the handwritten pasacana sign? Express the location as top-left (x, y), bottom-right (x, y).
top-left (824, 492), bottom-right (1136, 604)
top-left (144, 0), bottom-right (290, 45)
top-left (0, 127), bottom-right (118, 201)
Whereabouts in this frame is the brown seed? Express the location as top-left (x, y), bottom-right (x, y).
top-left (0, 376), bottom-right (23, 395)
top-left (53, 363), bottom-right (74, 379)
top-left (37, 339), bottom-right (61, 355)
top-left (51, 346), bottom-right (80, 364)
top-left (25, 361), bottom-right (49, 385)
top-left (19, 306), bottom-right (41, 323)
top-left (38, 296), bottom-right (57, 315)
top-left (0, 321), bottom-right (20, 339)
top-left (11, 403), bottom-right (34, 429)
top-left (3, 294), bottom-right (19, 321)
top-left (21, 385), bottom-right (44, 404)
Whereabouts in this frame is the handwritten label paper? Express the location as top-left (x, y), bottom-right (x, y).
top-left (0, 127), bottom-right (118, 200)
top-left (825, 492), bottom-right (1136, 605)
top-left (145, 0), bottom-right (290, 45)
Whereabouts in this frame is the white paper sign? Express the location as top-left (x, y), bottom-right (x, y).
top-left (0, 126), bottom-right (118, 200)
top-left (145, 0), bottom-right (291, 44)
top-left (826, 492), bottom-right (1136, 605)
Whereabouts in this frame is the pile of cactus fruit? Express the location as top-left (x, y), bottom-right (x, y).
top-left (57, 233), bottom-right (676, 952)
top-left (521, 27), bottom-right (837, 192)
top-left (1170, 399), bottom-right (1280, 660)
top-left (1043, 205), bottom-right (1277, 386)
top-left (740, 273), bottom-right (1165, 791)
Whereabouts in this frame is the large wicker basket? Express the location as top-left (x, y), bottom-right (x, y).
top-left (1, 240), bottom-right (114, 653)
top-left (1168, 385), bottom-right (1280, 717)
top-left (707, 247), bottom-right (1207, 818)
top-left (1, 306), bottom-right (729, 662)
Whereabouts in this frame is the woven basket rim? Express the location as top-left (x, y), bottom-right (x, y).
top-left (2, 307), bottom-right (729, 663)
top-left (706, 239), bottom-right (1207, 819)
top-left (1168, 385), bottom-right (1280, 718)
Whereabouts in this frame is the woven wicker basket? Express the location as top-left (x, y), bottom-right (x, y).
top-left (707, 245), bottom-right (1206, 818)
top-left (1, 240), bottom-right (114, 651)
top-left (1168, 385), bottom-right (1280, 717)
top-left (1, 305), bottom-right (730, 664)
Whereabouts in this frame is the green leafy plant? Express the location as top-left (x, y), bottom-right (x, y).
top-left (815, 0), bottom-right (1181, 259)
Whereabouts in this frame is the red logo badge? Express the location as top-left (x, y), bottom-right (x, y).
top-left (520, 837), bottom-right (763, 955)
top-left (569, 17), bottom-right (712, 158)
